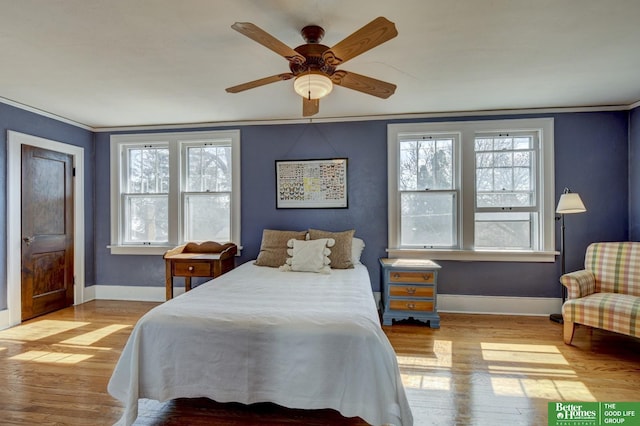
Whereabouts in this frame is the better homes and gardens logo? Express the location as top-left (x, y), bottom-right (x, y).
top-left (549, 402), bottom-right (640, 426)
top-left (551, 403), bottom-right (597, 425)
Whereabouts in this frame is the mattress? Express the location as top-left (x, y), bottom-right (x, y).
top-left (108, 261), bottom-right (413, 426)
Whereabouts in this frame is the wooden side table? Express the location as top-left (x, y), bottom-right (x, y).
top-left (379, 258), bottom-right (441, 328)
top-left (164, 241), bottom-right (237, 300)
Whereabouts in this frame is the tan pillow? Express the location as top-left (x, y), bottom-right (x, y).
top-left (308, 228), bottom-right (355, 269)
top-left (254, 229), bottom-right (307, 267)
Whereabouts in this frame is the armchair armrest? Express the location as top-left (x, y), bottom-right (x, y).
top-left (560, 269), bottom-right (596, 299)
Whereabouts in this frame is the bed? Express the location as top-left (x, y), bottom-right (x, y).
top-left (108, 261), bottom-right (413, 426)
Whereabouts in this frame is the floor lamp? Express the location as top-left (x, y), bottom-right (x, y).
top-left (550, 188), bottom-right (586, 324)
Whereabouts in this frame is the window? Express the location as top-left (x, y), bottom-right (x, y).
top-left (474, 132), bottom-right (537, 250)
top-left (398, 133), bottom-right (457, 248)
top-left (388, 118), bottom-right (554, 262)
top-left (110, 130), bottom-right (241, 255)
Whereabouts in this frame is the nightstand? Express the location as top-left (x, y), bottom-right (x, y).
top-left (164, 241), bottom-right (237, 300)
top-left (379, 258), bottom-right (441, 328)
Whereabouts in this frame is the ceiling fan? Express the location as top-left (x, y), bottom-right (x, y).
top-left (225, 17), bottom-right (398, 117)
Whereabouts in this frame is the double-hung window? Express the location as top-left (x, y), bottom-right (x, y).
top-left (388, 118), bottom-right (554, 262)
top-left (110, 130), bottom-right (241, 255)
top-left (397, 133), bottom-right (458, 248)
top-left (474, 132), bottom-right (537, 250)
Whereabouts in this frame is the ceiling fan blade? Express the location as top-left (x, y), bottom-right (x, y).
top-left (331, 70), bottom-right (396, 99)
top-left (322, 17), bottom-right (397, 66)
top-left (231, 22), bottom-right (306, 65)
top-left (302, 98), bottom-right (319, 117)
top-left (226, 73), bottom-right (294, 93)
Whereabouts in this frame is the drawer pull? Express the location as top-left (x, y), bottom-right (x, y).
top-left (406, 287), bottom-right (416, 295)
top-left (188, 266), bottom-right (194, 272)
top-left (393, 273), bottom-right (400, 279)
top-left (423, 274), bottom-right (431, 280)
top-left (407, 303), bottom-right (416, 310)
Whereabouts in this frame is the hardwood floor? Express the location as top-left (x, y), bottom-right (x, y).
top-left (0, 300), bottom-right (638, 425)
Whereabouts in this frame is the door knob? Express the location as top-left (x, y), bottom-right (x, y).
top-left (23, 236), bottom-right (35, 246)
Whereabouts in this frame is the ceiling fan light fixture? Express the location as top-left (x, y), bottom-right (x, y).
top-left (293, 72), bottom-right (333, 100)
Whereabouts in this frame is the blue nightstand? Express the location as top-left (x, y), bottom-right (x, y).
top-left (379, 258), bottom-right (441, 328)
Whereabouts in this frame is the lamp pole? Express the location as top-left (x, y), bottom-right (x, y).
top-left (550, 188), bottom-right (585, 324)
top-left (550, 214), bottom-right (566, 324)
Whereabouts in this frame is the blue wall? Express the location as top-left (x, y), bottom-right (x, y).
top-left (0, 103), bottom-right (95, 310)
top-left (93, 111), bottom-right (629, 298)
top-left (0, 102), bottom-right (631, 309)
top-left (629, 106), bottom-right (640, 240)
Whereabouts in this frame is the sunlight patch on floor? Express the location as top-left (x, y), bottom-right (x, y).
top-left (0, 320), bottom-right (89, 341)
top-left (397, 340), bottom-right (452, 390)
top-left (9, 350), bottom-right (93, 364)
top-left (54, 343), bottom-right (112, 351)
top-left (481, 342), bottom-right (595, 401)
top-left (481, 342), bottom-right (561, 353)
top-left (488, 365), bottom-right (576, 377)
top-left (481, 342), bottom-right (568, 365)
top-left (490, 377), bottom-right (595, 401)
top-left (397, 340), bottom-right (452, 368)
top-left (60, 324), bottom-right (130, 346)
top-left (402, 373), bottom-right (451, 390)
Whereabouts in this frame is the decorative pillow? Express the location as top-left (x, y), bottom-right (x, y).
top-left (308, 228), bottom-right (355, 269)
top-left (352, 237), bottom-right (365, 265)
top-left (254, 229), bottom-right (307, 267)
top-left (280, 238), bottom-right (335, 274)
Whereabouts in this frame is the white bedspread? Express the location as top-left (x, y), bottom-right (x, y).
top-left (108, 262), bottom-right (413, 426)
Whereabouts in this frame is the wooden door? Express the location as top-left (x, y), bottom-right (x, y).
top-left (21, 145), bottom-right (74, 321)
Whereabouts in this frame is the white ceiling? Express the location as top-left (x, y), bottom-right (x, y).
top-left (1, 0), bottom-right (639, 129)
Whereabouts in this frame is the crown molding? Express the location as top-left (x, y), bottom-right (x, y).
top-left (0, 96), bottom-right (92, 131)
top-left (2, 96), bottom-right (638, 133)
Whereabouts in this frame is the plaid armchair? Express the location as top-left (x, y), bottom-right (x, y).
top-left (560, 242), bottom-right (640, 344)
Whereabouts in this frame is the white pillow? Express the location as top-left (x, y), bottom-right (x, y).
top-left (280, 238), bottom-right (335, 274)
top-left (352, 237), bottom-right (365, 265)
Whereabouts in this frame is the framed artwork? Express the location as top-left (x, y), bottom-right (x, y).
top-left (276, 158), bottom-right (348, 208)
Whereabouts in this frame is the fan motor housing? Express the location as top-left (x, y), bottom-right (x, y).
top-left (290, 43), bottom-right (335, 76)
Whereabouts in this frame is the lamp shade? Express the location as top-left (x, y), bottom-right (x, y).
top-left (556, 192), bottom-right (586, 214)
top-left (293, 72), bottom-right (333, 100)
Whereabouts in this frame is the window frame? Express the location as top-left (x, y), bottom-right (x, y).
top-left (387, 118), bottom-right (555, 262)
top-left (110, 130), bottom-right (241, 255)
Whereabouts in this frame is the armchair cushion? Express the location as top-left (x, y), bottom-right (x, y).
top-left (563, 293), bottom-right (640, 339)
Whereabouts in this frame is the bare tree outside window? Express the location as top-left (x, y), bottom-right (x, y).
top-left (474, 134), bottom-right (537, 249)
top-left (124, 146), bottom-right (169, 243)
top-left (398, 137), bottom-right (456, 248)
top-left (184, 144), bottom-right (233, 241)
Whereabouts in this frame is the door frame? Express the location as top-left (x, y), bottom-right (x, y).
top-left (5, 130), bottom-right (85, 327)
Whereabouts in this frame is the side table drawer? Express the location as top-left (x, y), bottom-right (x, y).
top-left (389, 271), bottom-right (435, 284)
top-left (389, 300), bottom-right (434, 312)
top-left (389, 285), bottom-right (434, 298)
top-left (174, 262), bottom-right (213, 276)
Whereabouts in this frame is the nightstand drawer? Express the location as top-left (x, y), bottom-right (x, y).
top-left (389, 300), bottom-right (434, 312)
top-left (389, 271), bottom-right (435, 284)
top-left (174, 262), bottom-right (213, 276)
top-left (389, 285), bottom-right (434, 298)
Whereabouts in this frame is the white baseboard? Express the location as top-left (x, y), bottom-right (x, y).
top-left (86, 286), bottom-right (561, 316)
top-left (0, 309), bottom-right (10, 331)
top-left (438, 294), bottom-right (561, 316)
top-left (84, 285), bottom-right (186, 302)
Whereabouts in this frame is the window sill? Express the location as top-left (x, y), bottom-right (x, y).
top-left (108, 245), bottom-right (244, 256)
top-left (385, 248), bottom-right (558, 262)
top-left (108, 245), bottom-right (173, 255)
